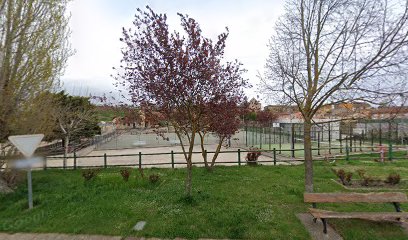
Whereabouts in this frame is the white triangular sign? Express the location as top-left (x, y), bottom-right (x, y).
top-left (8, 134), bottom-right (44, 157)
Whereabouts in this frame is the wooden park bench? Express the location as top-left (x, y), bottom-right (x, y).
top-left (304, 192), bottom-right (408, 234)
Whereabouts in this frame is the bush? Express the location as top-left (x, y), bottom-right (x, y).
top-left (356, 169), bottom-right (366, 178)
top-left (246, 147), bottom-right (261, 166)
top-left (332, 169), bottom-right (352, 186)
top-left (120, 169), bottom-right (131, 182)
top-left (361, 175), bottom-right (373, 186)
top-left (149, 174), bottom-right (160, 183)
top-left (385, 173), bottom-right (400, 185)
top-left (356, 169), bottom-right (381, 186)
top-left (1, 170), bottom-right (25, 188)
top-left (82, 169), bottom-right (99, 182)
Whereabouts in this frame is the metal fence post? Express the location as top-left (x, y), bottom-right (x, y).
top-left (139, 152), bottom-right (142, 169)
top-left (339, 128), bottom-right (343, 153)
top-left (291, 124), bottom-right (295, 158)
top-left (204, 150), bottom-right (207, 166)
top-left (171, 150), bottom-right (174, 169)
top-left (317, 131), bottom-right (321, 156)
top-left (104, 153), bottom-right (107, 168)
top-left (346, 146), bottom-right (350, 161)
top-left (389, 143), bottom-right (393, 161)
top-left (328, 122), bottom-right (332, 154)
top-left (245, 125), bottom-right (248, 147)
top-left (279, 128), bottom-right (282, 154)
top-left (74, 151), bottom-right (77, 170)
top-left (273, 148), bottom-right (276, 166)
top-left (238, 149), bottom-right (241, 166)
top-left (43, 157), bottom-right (47, 170)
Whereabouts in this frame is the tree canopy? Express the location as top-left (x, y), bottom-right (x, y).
top-left (116, 6), bottom-right (249, 196)
top-left (261, 0), bottom-right (408, 192)
top-left (0, 0), bottom-right (72, 141)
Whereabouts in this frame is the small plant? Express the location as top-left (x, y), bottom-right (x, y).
top-left (332, 169), bottom-right (353, 186)
top-left (361, 175), bottom-right (373, 186)
top-left (149, 174), bottom-right (160, 183)
top-left (120, 169), bottom-right (131, 182)
top-left (82, 169), bottom-right (99, 182)
top-left (356, 169), bottom-right (380, 186)
top-left (356, 169), bottom-right (366, 179)
top-left (385, 173), bottom-right (400, 185)
top-left (246, 147), bottom-right (261, 166)
top-left (1, 170), bottom-right (24, 188)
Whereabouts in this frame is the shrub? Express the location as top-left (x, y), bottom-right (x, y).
top-left (356, 169), bottom-right (366, 179)
top-left (1, 170), bottom-right (24, 189)
top-left (361, 175), bottom-right (373, 186)
top-left (120, 169), bottom-right (131, 182)
top-left (82, 169), bottom-right (99, 182)
top-left (149, 174), bottom-right (160, 183)
top-left (332, 169), bottom-right (353, 186)
top-left (246, 147), bottom-right (261, 166)
top-left (385, 173), bottom-right (400, 185)
top-left (360, 175), bottom-right (381, 187)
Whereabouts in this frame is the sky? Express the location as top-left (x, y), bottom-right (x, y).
top-left (61, 0), bottom-right (285, 105)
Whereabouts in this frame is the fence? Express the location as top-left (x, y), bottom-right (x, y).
top-left (94, 129), bottom-right (247, 150)
top-left (32, 144), bottom-right (407, 170)
top-left (35, 131), bottom-right (117, 155)
top-left (244, 120), bottom-right (408, 158)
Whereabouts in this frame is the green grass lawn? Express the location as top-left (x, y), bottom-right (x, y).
top-left (1, 159), bottom-right (408, 239)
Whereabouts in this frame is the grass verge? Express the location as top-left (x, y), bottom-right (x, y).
top-left (1, 159), bottom-right (408, 239)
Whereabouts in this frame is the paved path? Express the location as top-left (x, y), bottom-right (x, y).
top-left (297, 213), bottom-right (343, 240)
top-left (0, 233), bottom-right (225, 240)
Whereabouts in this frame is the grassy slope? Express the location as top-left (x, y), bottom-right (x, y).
top-left (96, 107), bottom-right (125, 122)
top-left (1, 159), bottom-right (408, 239)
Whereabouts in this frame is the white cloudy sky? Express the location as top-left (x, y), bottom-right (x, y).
top-left (61, 0), bottom-right (285, 103)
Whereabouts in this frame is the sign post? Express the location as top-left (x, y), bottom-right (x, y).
top-left (8, 134), bottom-right (44, 209)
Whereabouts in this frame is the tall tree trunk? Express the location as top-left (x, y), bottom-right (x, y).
top-left (198, 132), bottom-right (209, 169)
top-left (185, 130), bottom-right (196, 198)
top-left (304, 119), bottom-right (314, 192)
top-left (210, 137), bottom-right (225, 168)
top-left (64, 135), bottom-right (69, 168)
top-left (185, 163), bottom-right (193, 197)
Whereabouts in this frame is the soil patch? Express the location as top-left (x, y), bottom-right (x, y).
top-left (332, 179), bottom-right (408, 191)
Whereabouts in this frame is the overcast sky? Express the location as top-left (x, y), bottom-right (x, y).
top-left (61, 0), bottom-right (285, 104)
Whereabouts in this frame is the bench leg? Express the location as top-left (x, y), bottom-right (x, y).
top-left (393, 202), bottom-right (402, 212)
top-left (322, 218), bottom-right (328, 234)
top-left (312, 203), bottom-right (317, 223)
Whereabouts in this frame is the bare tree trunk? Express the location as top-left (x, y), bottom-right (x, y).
top-left (210, 137), bottom-right (225, 168)
top-left (198, 132), bottom-right (209, 169)
top-left (304, 119), bottom-right (313, 193)
top-left (185, 130), bottom-right (196, 198)
top-left (185, 163), bottom-right (193, 197)
top-left (64, 135), bottom-right (69, 168)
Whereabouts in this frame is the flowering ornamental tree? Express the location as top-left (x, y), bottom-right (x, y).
top-left (116, 6), bottom-right (248, 197)
top-left (198, 99), bottom-right (243, 170)
top-left (257, 110), bottom-right (278, 127)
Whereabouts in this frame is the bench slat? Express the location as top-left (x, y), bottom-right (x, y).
top-left (304, 192), bottom-right (408, 203)
top-left (309, 208), bottom-right (408, 221)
